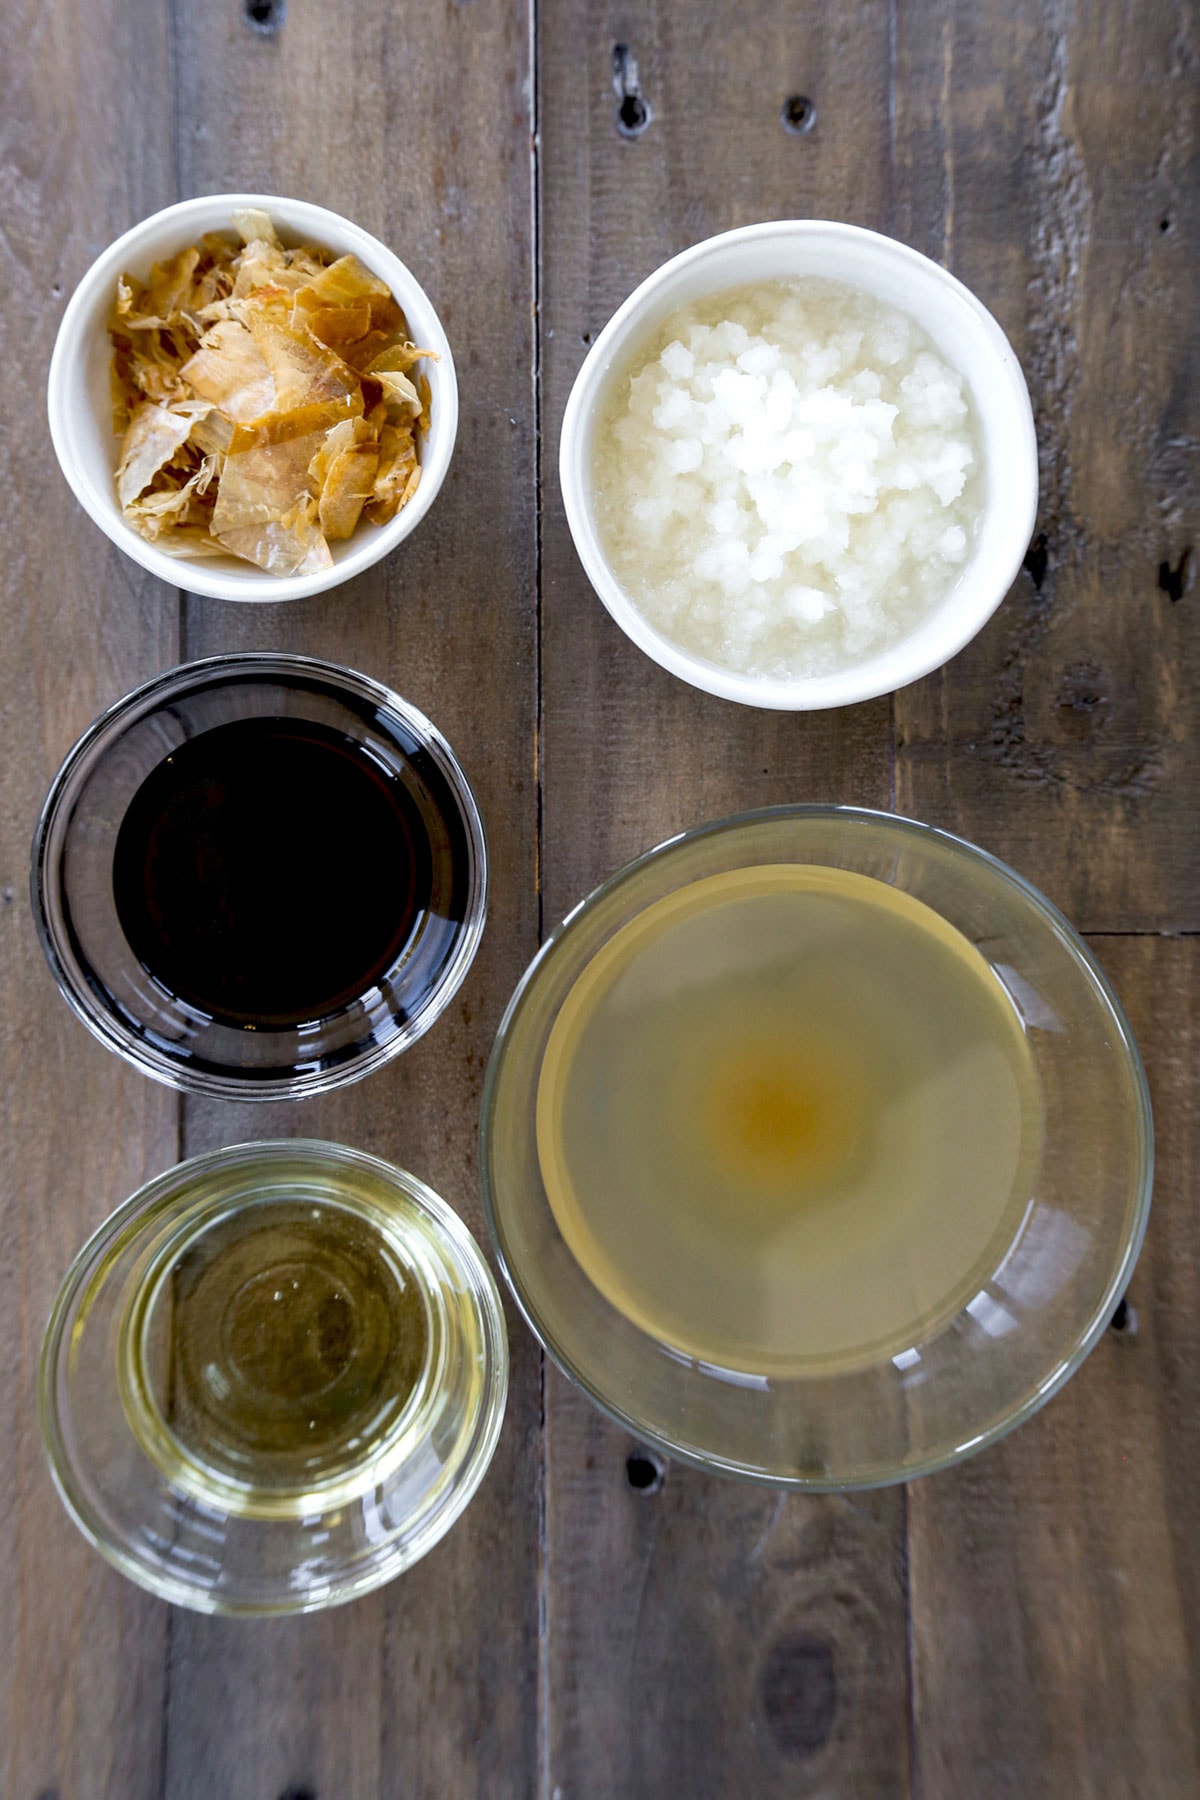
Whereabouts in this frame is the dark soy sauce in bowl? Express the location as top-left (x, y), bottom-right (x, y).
top-left (34, 654), bottom-right (485, 1096)
top-left (113, 716), bottom-right (432, 1028)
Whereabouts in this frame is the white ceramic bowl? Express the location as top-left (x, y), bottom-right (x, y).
top-left (559, 221), bottom-right (1038, 710)
top-left (47, 194), bottom-right (459, 603)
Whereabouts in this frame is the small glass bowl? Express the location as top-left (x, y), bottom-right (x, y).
top-left (40, 1140), bottom-right (508, 1616)
top-left (32, 653), bottom-right (486, 1100)
top-left (480, 806), bottom-right (1153, 1489)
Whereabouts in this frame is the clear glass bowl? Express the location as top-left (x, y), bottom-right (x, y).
top-left (480, 806), bottom-right (1152, 1489)
top-left (41, 1140), bottom-right (508, 1615)
top-left (32, 653), bottom-right (486, 1099)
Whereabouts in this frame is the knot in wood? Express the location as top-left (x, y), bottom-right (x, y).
top-left (760, 1631), bottom-right (837, 1758)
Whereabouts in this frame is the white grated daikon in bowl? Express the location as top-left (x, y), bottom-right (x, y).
top-left (590, 279), bottom-right (985, 681)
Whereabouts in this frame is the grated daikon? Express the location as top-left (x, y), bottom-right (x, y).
top-left (591, 279), bottom-right (985, 680)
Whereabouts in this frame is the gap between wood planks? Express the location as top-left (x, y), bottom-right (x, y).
top-left (527, 2), bottom-right (552, 1796)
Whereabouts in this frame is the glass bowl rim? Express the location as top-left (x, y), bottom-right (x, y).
top-left (479, 802), bottom-right (1154, 1490)
top-left (39, 1137), bottom-right (510, 1615)
top-left (31, 651), bottom-right (488, 1101)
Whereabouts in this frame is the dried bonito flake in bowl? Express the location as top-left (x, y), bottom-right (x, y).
top-left (49, 194), bottom-right (457, 602)
top-left (109, 210), bottom-right (435, 577)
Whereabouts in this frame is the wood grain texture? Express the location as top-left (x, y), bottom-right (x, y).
top-left (893, 5), bottom-right (1200, 1794)
top-left (543, 1386), bottom-right (910, 1798)
top-left (0, 1), bottom-right (182, 1796)
top-left (538, 6), bottom-right (907, 1796)
top-left (539, 0), bottom-right (895, 919)
top-left (892, 0), bottom-right (1200, 931)
top-left (157, 4), bottom-right (539, 1799)
top-left (1, 0), bottom-right (1198, 1796)
top-left (909, 937), bottom-right (1200, 1800)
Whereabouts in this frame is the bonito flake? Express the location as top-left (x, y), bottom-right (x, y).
top-left (108, 213), bottom-right (435, 573)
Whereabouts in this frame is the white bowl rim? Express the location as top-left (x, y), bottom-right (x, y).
top-left (559, 218), bottom-right (1039, 711)
top-left (47, 192), bottom-right (459, 604)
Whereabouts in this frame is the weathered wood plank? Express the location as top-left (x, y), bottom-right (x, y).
top-left (3, 2), bottom-right (1197, 1797)
top-left (894, 4), bottom-right (1200, 1792)
top-left (544, 1386), bottom-right (911, 1797)
top-left (892, 0), bottom-right (1199, 931)
top-left (538, 6), bottom-right (907, 1795)
top-left (0, 1), bottom-right (182, 1795)
top-left (909, 936), bottom-right (1200, 1800)
top-left (161, 3), bottom-right (540, 1798)
top-left (540, 0), bottom-right (895, 903)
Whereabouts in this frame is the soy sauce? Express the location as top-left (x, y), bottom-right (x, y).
top-left (113, 715), bottom-right (435, 1028)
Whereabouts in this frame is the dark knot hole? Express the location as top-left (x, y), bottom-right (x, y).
top-left (781, 94), bottom-right (817, 135)
top-left (612, 42), bottom-right (652, 139)
top-left (618, 93), bottom-right (650, 136)
top-left (626, 1448), bottom-right (665, 1492)
top-left (1159, 547), bottom-right (1192, 602)
top-left (245, 0), bottom-right (285, 31)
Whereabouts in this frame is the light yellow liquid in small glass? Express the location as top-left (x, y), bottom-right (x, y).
top-left (537, 866), bottom-right (1042, 1374)
top-left (118, 1183), bottom-right (447, 1522)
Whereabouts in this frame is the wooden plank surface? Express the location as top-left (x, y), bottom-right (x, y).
top-left (0, 3), bottom-right (181, 1797)
top-left (0, 0), bottom-right (1196, 1796)
top-left (892, 6), bottom-right (1200, 1795)
top-left (536, 7), bottom-right (908, 1796)
top-left (910, 937), bottom-right (1200, 1800)
top-left (158, 4), bottom-right (540, 1799)
top-left (892, 0), bottom-right (1199, 931)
